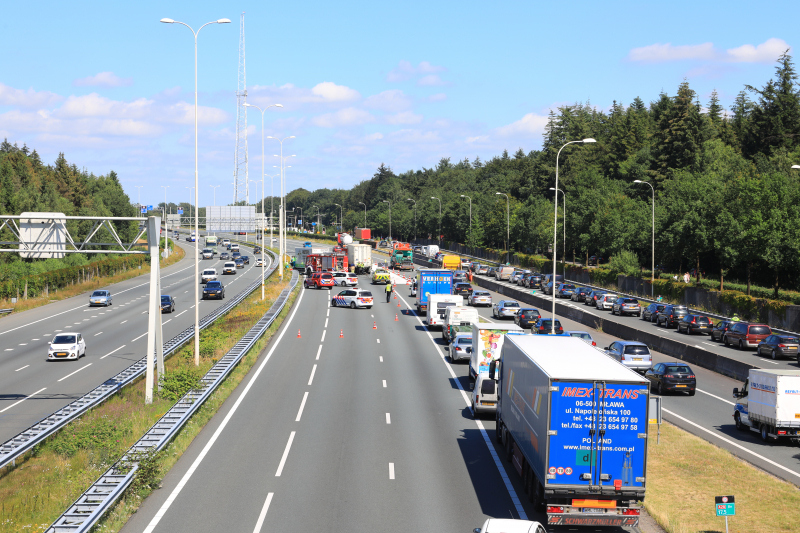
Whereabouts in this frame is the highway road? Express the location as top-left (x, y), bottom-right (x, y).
top-left (0, 238), bottom-right (267, 444)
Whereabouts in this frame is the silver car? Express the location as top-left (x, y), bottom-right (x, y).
top-left (605, 341), bottom-right (652, 373)
top-left (89, 290), bottom-right (112, 307)
top-left (596, 293), bottom-right (617, 310)
top-left (492, 300), bottom-right (520, 319)
top-left (469, 290), bottom-right (492, 307)
top-left (449, 333), bottom-right (473, 362)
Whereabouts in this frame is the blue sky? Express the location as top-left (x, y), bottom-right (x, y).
top-left (0, 0), bottom-right (796, 207)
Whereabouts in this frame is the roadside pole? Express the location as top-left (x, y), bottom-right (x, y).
top-left (145, 216), bottom-right (165, 404)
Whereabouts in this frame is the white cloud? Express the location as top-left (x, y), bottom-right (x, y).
top-left (417, 74), bottom-right (447, 87)
top-left (311, 81), bottom-right (361, 102)
top-left (0, 83), bottom-right (63, 108)
top-left (386, 111), bottom-right (423, 125)
top-left (363, 132), bottom-right (384, 141)
top-left (628, 42), bottom-right (715, 63)
top-left (55, 93), bottom-right (227, 126)
top-left (727, 38), bottom-right (789, 63)
top-left (387, 60), bottom-right (446, 83)
top-left (496, 112), bottom-right (549, 137)
top-left (429, 93), bottom-right (447, 102)
top-left (249, 81), bottom-right (361, 108)
top-left (73, 71), bottom-right (133, 88)
top-left (364, 90), bottom-right (412, 112)
top-left (466, 135), bottom-right (489, 144)
top-left (311, 107), bottom-right (375, 128)
top-left (388, 129), bottom-right (441, 143)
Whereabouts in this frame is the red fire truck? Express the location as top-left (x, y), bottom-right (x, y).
top-left (306, 252), bottom-right (349, 273)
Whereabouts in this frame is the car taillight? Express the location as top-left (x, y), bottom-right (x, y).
top-left (779, 344), bottom-right (787, 348)
top-left (592, 341), bottom-right (596, 346)
top-left (670, 314), bottom-right (673, 318)
top-left (621, 354), bottom-right (626, 360)
top-left (476, 394), bottom-right (479, 403)
top-left (688, 375), bottom-right (695, 378)
top-left (664, 374), bottom-right (675, 378)
top-left (547, 506), bottom-right (564, 514)
top-left (691, 318), bottom-right (696, 323)
top-left (622, 509), bottom-right (640, 516)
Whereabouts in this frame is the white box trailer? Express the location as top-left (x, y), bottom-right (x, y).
top-left (347, 243), bottom-right (372, 266)
top-left (469, 322), bottom-right (524, 379)
top-left (734, 369), bottom-right (800, 442)
top-left (427, 294), bottom-right (463, 328)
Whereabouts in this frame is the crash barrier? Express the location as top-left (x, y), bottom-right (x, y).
top-left (0, 246), bottom-right (277, 472)
top-left (45, 268), bottom-right (299, 533)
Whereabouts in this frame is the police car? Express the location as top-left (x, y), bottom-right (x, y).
top-left (332, 271), bottom-right (358, 286)
top-left (331, 288), bottom-right (374, 309)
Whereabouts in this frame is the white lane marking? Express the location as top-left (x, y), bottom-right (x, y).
top-left (100, 345), bottom-right (126, 360)
top-left (386, 413), bottom-right (391, 424)
top-left (327, 309), bottom-right (330, 317)
top-left (175, 310), bottom-right (187, 317)
top-left (131, 332), bottom-right (147, 342)
top-left (18, 343), bottom-right (27, 346)
top-left (663, 408), bottom-right (800, 480)
top-left (380, 356), bottom-right (383, 362)
top-left (4, 349), bottom-right (12, 351)
top-left (142, 311), bottom-right (147, 314)
top-left (389, 463), bottom-right (395, 480)
top-left (377, 339), bottom-right (380, 344)
top-left (94, 332), bottom-right (103, 336)
top-left (393, 289), bottom-right (529, 520)
top-left (58, 363), bottom-right (92, 382)
top-left (252, 492), bottom-right (274, 533)
top-left (141, 286), bottom-right (304, 533)
top-left (695, 388), bottom-right (735, 406)
top-left (383, 380), bottom-right (387, 388)
top-left (0, 387), bottom-right (47, 413)
top-left (163, 319), bottom-right (172, 325)
top-left (54, 329), bottom-right (61, 332)
top-left (120, 320), bottom-right (128, 324)
top-left (91, 315), bottom-right (98, 318)
top-left (759, 358), bottom-right (779, 365)
top-left (295, 392), bottom-right (309, 422)
top-left (316, 345), bottom-right (322, 360)
top-left (308, 364), bottom-right (318, 385)
top-left (275, 431), bottom-right (296, 477)
top-left (15, 365), bottom-right (29, 372)
top-left (324, 318), bottom-right (328, 328)
top-left (371, 314), bottom-right (374, 317)
top-left (321, 330), bottom-right (326, 342)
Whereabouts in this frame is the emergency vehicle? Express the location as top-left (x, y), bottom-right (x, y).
top-left (331, 288), bottom-right (374, 309)
top-left (306, 252), bottom-right (348, 273)
top-left (331, 271), bottom-right (358, 286)
top-left (304, 272), bottom-right (335, 289)
top-left (371, 268), bottom-right (391, 284)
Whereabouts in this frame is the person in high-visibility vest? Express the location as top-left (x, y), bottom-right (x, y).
top-left (385, 282), bottom-right (393, 302)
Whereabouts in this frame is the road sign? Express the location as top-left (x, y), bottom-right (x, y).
top-left (140, 206), bottom-right (147, 214)
top-left (715, 495), bottom-right (735, 516)
top-left (178, 208), bottom-right (183, 214)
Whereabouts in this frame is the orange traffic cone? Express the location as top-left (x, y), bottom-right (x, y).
top-left (395, 314), bottom-right (398, 321)
top-left (397, 301), bottom-right (400, 307)
top-left (373, 321), bottom-right (377, 330)
top-left (297, 330), bottom-right (302, 339)
top-left (339, 329), bottom-right (344, 338)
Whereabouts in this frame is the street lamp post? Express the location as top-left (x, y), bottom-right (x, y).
top-left (431, 196), bottom-right (441, 245)
top-left (549, 187), bottom-right (565, 278)
top-left (161, 16), bottom-right (231, 367)
top-left (312, 205), bottom-right (320, 234)
top-left (496, 192), bottom-right (509, 263)
top-left (550, 138), bottom-right (596, 333)
top-left (269, 137), bottom-right (295, 280)
top-left (383, 200), bottom-right (392, 241)
top-left (185, 186), bottom-right (194, 226)
top-left (460, 194), bottom-right (472, 241)
top-left (209, 184), bottom-right (220, 206)
top-left (161, 185), bottom-right (170, 257)
top-left (634, 180), bottom-right (656, 297)
top-left (334, 203), bottom-right (343, 233)
top-left (296, 207), bottom-right (303, 233)
top-left (407, 199), bottom-right (417, 242)
top-left (358, 202), bottom-right (367, 228)
top-left (135, 185), bottom-right (144, 211)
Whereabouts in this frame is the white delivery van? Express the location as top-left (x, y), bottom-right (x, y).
top-left (427, 294), bottom-right (463, 328)
top-left (443, 306), bottom-right (479, 335)
top-left (734, 369), bottom-right (800, 442)
top-left (421, 245), bottom-right (440, 258)
top-left (469, 322), bottom-right (524, 379)
top-left (494, 266), bottom-right (515, 281)
top-left (201, 269), bottom-right (217, 284)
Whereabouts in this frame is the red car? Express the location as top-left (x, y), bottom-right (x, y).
top-left (305, 272), bottom-right (335, 289)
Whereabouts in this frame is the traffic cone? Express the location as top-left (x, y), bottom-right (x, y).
top-left (339, 329), bottom-right (344, 338)
top-left (395, 313), bottom-right (398, 321)
top-left (373, 321), bottom-right (377, 330)
top-left (397, 301), bottom-right (400, 307)
top-left (297, 330), bottom-right (302, 339)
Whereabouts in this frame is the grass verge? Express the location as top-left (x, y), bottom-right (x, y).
top-left (0, 244), bottom-right (185, 316)
top-left (0, 271), bottom-right (298, 533)
top-left (645, 422), bottom-right (800, 533)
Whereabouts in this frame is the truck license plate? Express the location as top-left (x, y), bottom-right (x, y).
top-left (582, 508), bottom-right (603, 513)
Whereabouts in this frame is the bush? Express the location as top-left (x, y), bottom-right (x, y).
top-left (607, 250), bottom-right (640, 277)
top-left (49, 414), bottom-right (126, 458)
top-left (158, 366), bottom-right (202, 401)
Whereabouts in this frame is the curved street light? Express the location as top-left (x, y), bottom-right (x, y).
top-left (549, 187), bottom-right (565, 278)
top-left (270, 141), bottom-right (295, 280)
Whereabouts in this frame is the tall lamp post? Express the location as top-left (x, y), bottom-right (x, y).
top-left (312, 205), bottom-right (320, 233)
top-left (269, 137), bottom-right (295, 280)
top-left (407, 198), bottom-right (417, 242)
top-left (383, 200), bottom-right (392, 241)
top-left (161, 185), bottom-right (170, 257)
top-left (185, 186), bottom-right (194, 225)
top-left (334, 203), bottom-right (343, 233)
top-left (431, 196), bottom-right (441, 245)
top-left (358, 202), bottom-right (367, 228)
top-left (496, 192), bottom-right (509, 264)
top-left (161, 16), bottom-right (230, 366)
top-left (135, 185), bottom-right (144, 211)
top-left (634, 180), bottom-right (655, 297)
top-left (296, 207), bottom-right (303, 233)
top-left (549, 187), bottom-right (565, 278)
top-left (460, 194), bottom-right (472, 240)
top-left (209, 184), bottom-right (220, 206)
top-left (550, 138), bottom-right (595, 333)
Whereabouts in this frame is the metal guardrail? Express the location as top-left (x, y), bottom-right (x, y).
top-left (0, 247), bottom-right (276, 471)
top-left (0, 308), bottom-right (12, 314)
top-left (46, 269), bottom-right (299, 533)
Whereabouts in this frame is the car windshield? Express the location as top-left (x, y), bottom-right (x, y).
top-left (53, 335), bottom-right (76, 344)
top-left (695, 316), bottom-right (711, 323)
top-left (665, 365), bottom-right (692, 374)
top-left (321, 274), bottom-right (333, 279)
top-left (457, 337), bottom-right (472, 345)
top-left (503, 302), bottom-right (520, 307)
top-left (474, 292), bottom-right (489, 296)
top-left (438, 302), bottom-right (456, 310)
top-left (203, 270), bottom-right (215, 275)
top-left (521, 310), bottom-right (539, 317)
top-left (91, 291), bottom-right (108, 297)
top-left (161, 296), bottom-right (171, 302)
top-left (749, 326), bottom-right (771, 335)
top-left (622, 298), bottom-right (638, 304)
top-left (779, 337), bottom-right (800, 344)
top-left (540, 319), bottom-right (561, 326)
top-left (206, 282), bottom-right (221, 288)
top-left (569, 332), bottom-right (593, 340)
top-left (481, 379), bottom-right (496, 395)
top-left (624, 345), bottom-right (651, 355)
top-left (561, 284), bottom-right (576, 290)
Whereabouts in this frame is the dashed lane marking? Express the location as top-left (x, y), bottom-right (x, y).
top-left (58, 363), bottom-right (92, 382)
top-left (100, 345), bottom-right (126, 360)
top-left (0, 387), bottom-right (47, 413)
top-left (15, 365), bottom-right (29, 372)
top-left (275, 431), bottom-right (296, 477)
top-left (316, 345), bottom-right (322, 360)
top-left (308, 364), bottom-right (317, 386)
top-left (382, 380), bottom-right (387, 388)
top-left (386, 413), bottom-right (391, 424)
top-left (389, 463), bottom-right (395, 480)
top-left (295, 392), bottom-right (309, 422)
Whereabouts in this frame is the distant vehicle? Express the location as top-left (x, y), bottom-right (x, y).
top-left (89, 290), bottom-right (112, 307)
top-left (222, 239), bottom-right (231, 248)
top-left (469, 322), bottom-right (523, 378)
top-left (331, 288), bottom-right (373, 309)
top-left (571, 286), bottom-right (590, 302)
top-left (441, 255), bottom-right (461, 270)
top-left (642, 303), bottom-right (665, 322)
top-left (756, 334), bottom-right (800, 360)
top-left (453, 282), bottom-right (473, 298)
top-left (303, 242), bottom-right (312, 247)
top-left (253, 246), bottom-right (262, 255)
top-left (371, 268), bottom-right (391, 284)
top-left (492, 300), bottom-right (520, 319)
top-left (205, 235), bottom-right (218, 247)
top-left (331, 271), bottom-right (358, 286)
top-left (234, 258), bottom-right (245, 269)
top-left (724, 322), bottom-right (771, 350)
top-left (611, 297), bottom-right (641, 317)
top-left (474, 264), bottom-right (489, 275)
top-left (596, 293), bottom-right (617, 311)
top-left (160, 295), bottom-right (175, 312)
top-left (711, 320), bottom-right (735, 342)
top-left (202, 248), bottom-right (214, 259)
top-left (525, 273), bottom-right (544, 289)
top-left (494, 266), bottom-right (515, 281)
top-left (556, 283), bottom-right (577, 298)
top-left (677, 314), bottom-right (712, 335)
top-left (605, 340), bottom-right (652, 373)
top-left (734, 369), bottom-right (800, 441)
top-left (306, 272), bottom-right (335, 289)
top-left (449, 333), bottom-right (473, 362)
top-left (427, 294), bottom-right (464, 328)
top-left (223, 262), bottom-right (236, 275)
top-left (468, 290), bottom-right (492, 307)
top-left (452, 270), bottom-right (468, 284)
top-left (564, 330), bottom-right (596, 346)
top-left (47, 332), bottom-right (86, 361)
top-left (533, 318), bottom-right (563, 335)
top-left (486, 267), bottom-right (497, 278)
top-left (409, 280), bottom-right (417, 297)
top-left (460, 258), bottom-right (471, 269)
top-left (645, 362), bottom-right (696, 396)
top-left (415, 268), bottom-right (453, 315)
top-left (542, 281), bottom-right (562, 295)
top-left (442, 306), bottom-right (479, 341)
top-left (471, 373), bottom-right (498, 417)
top-left (656, 304), bottom-right (688, 328)
top-left (514, 308), bottom-right (541, 329)
top-left (256, 257), bottom-right (264, 267)
top-left (200, 269), bottom-right (217, 284)
top-left (230, 243), bottom-right (240, 252)
top-left (585, 289), bottom-right (606, 307)
top-left (588, 254), bottom-right (603, 266)
top-left (219, 252), bottom-right (230, 260)
top-left (240, 255), bottom-right (250, 264)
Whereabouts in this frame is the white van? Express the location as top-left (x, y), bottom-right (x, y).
top-left (201, 269), bottom-right (217, 284)
top-left (427, 294), bottom-right (464, 328)
top-left (421, 245), bottom-right (440, 258)
top-left (471, 373), bottom-right (498, 417)
top-left (495, 266), bottom-right (515, 281)
top-left (443, 306), bottom-right (479, 334)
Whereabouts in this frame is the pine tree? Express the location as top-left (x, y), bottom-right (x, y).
top-left (744, 52), bottom-right (800, 157)
top-left (653, 81), bottom-right (703, 180)
top-left (708, 90), bottom-right (723, 124)
top-left (0, 138), bottom-right (11, 153)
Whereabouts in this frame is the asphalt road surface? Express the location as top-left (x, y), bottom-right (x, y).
top-left (0, 239), bottom-right (266, 443)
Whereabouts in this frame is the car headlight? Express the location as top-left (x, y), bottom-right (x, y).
top-left (71, 345), bottom-right (77, 350)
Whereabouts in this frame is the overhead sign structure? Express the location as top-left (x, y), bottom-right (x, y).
top-left (18, 212), bottom-right (66, 259)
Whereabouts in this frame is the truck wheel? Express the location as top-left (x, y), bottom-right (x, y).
top-left (734, 412), bottom-right (746, 431)
top-left (761, 424), bottom-right (770, 442)
top-left (505, 433), bottom-right (514, 462)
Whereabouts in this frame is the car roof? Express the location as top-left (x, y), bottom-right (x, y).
top-left (617, 340), bottom-right (648, 346)
top-left (564, 330), bottom-right (593, 335)
top-left (54, 332), bottom-right (79, 336)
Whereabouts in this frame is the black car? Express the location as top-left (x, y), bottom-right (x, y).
top-left (253, 246), bottom-right (262, 255)
top-left (526, 274), bottom-right (544, 289)
top-left (656, 305), bottom-right (688, 328)
top-left (234, 258), bottom-right (245, 268)
top-left (710, 320), bottom-right (734, 342)
top-left (585, 290), bottom-right (606, 307)
top-left (756, 335), bottom-right (800, 360)
top-left (645, 362), bottom-right (696, 396)
top-left (642, 303), bottom-right (665, 322)
top-left (534, 318), bottom-right (564, 335)
top-left (202, 281), bottom-right (225, 300)
top-left (588, 255), bottom-right (603, 266)
top-left (240, 255), bottom-right (250, 264)
top-left (232, 252), bottom-right (242, 259)
top-left (519, 272), bottom-right (534, 287)
top-left (571, 286), bottom-right (591, 302)
top-left (453, 282), bottom-right (473, 297)
top-left (219, 252), bottom-right (230, 260)
top-left (514, 308), bottom-right (541, 329)
top-left (160, 295), bottom-right (175, 313)
top-left (677, 314), bottom-right (712, 335)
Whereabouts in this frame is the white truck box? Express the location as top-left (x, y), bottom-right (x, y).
top-left (347, 243), bottom-right (372, 266)
top-left (443, 306), bottom-right (479, 332)
top-left (470, 322), bottom-right (524, 378)
top-left (427, 294), bottom-right (463, 328)
top-left (734, 369), bottom-right (800, 441)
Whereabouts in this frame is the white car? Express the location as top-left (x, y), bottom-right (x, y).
top-left (473, 519), bottom-right (547, 533)
top-left (201, 269), bottom-right (217, 284)
top-left (410, 281), bottom-right (417, 297)
top-left (256, 258), bottom-right (264, 267)
top-left (48, 332), bottom-right (86, 361)
top-left (565, 330), bottom-right (597, 347)
top-left (331, 288), bottom-right (374, 309)
top-left (469, 290), bottom-right (492, 307)
top-left (331, 271), bottom-right (358, 286)
top-left (471, 373), bottom-right (498, 417)
top-left (222, 239), bottom-right (231, 247)
top-left (596, 293), bottom-right (617, 310)
top-left (223, 262), bottom-right (237, 275)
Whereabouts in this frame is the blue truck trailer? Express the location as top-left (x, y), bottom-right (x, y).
top-left (415, 269), bottom-right (453, 315)
top-left (494, 336), bottom-right (649, 528)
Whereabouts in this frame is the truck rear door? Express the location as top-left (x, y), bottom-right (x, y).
top-left (547, 381), bottom-right (647, 490)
